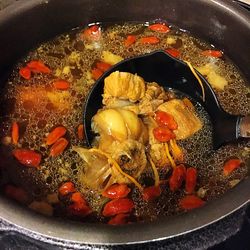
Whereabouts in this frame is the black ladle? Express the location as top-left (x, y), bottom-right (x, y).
top-left (83, 50), bottom-right (250, 149)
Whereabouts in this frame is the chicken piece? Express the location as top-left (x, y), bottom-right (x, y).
top-left (144, 82), bottom-right (169, 101)
top-left (138, 82), bottom-right (173, 115)
top-left (103, 98), bottom-right (133, 109)
top-left (143, 116), bottom-right (184, 167)
top-left (74, 147), bottom-right (129, 191)
top-left (92, 108), bottom-right (148, 144)
top-left (149, 143), bottom-right (170, 168)
top-left (138, 119), bottom-right (149, 145)
top-left (143, 116), bottom-right (170, 168)
top-left (97, 134), bottom-right (116, 153)
top-left (103, 71), bottom-right (146, 103)
top-left (158, 99), bottom-right (202, 140)
top-left (97, 118), bottom-right (148, 153)
top-left (169, 139), bottom-right (184, 162)
top-left (92, 108), bottom-right (128, 141)
top-left (110, 139), bottom-right (147, 178)
top-left (74, 141), bottom-right (146, 191)
top-left (103, 97), bottom-right (140, 114)
top-left (144, 116), bottom-right (158, 145)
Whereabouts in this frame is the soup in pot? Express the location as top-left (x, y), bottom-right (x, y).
top-left (0, 21), bottom-right (249, 225)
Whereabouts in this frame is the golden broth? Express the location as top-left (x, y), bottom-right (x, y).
top-left (0, 22), bottom-right (249, 222)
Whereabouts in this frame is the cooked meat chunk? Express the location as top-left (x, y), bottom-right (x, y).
top-left (143, 115), bottom-right (184, 167)
top-left (111, 139), bottom-right (147, 178)
top-left (74, 147), bottom-right (129, 191)
top-left (92, 108), bottom-right (148, 144)
top-left (158, 99), bottom-right (202, 140)
top-left (149, 143), bottom-right (170, 168)
top-left (138, 82), bottom-right (173, 115)
top-left (74, 139), bottom-right (146, 190)
top-left (103, 71), bottom-right (146, 103)
top-left (143, 117), bottom-right (170, 168)
top-left (102, 97), bottom-right (140, 114)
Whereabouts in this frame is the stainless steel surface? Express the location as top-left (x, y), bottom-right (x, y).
top-left (240, 116), bottom-right (250, 137)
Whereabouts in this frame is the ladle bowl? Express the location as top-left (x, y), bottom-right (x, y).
top-left (83, 50), bottom-right (249, 149)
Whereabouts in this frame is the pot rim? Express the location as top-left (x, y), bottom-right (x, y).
top-left (0, 0), bottom-right (249, 246)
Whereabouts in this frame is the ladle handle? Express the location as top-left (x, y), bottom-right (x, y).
top-left (239, 115), bottom-right (250, 138)
top-left (213, 114), bottom-right (249, 149)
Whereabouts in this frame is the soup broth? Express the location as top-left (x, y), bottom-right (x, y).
top-left (0, 22), bottom-right (249, 223)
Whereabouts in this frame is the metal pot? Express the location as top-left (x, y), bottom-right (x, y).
top-left (0, 0), bottom-right (249, 246)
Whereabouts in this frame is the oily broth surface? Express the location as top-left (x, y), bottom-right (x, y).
top-left (0, 22), bottom-right (249, 222)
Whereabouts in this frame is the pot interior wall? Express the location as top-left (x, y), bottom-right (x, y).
top-left (0, 0), bottom-right (249, 245)
top-left (0, 0), bottom-right (249, 81)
